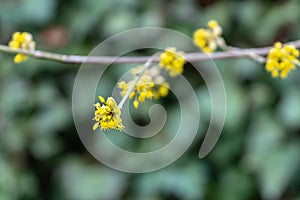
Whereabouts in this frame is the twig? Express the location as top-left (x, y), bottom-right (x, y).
top-left (1, 40), bottom-right (300, 64)
top-left (118, 54), bottom-right (157, 109)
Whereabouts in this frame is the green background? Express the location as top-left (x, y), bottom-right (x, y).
top-left (1, 0), bottom-right (300, 199)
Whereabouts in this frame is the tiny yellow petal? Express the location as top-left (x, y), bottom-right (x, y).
top-left (14, 53), bottom-right (28, 64)
top-left (133, 100), bottom-right (139, 109)
top-left (98, 96), bottom-right (105, 103)
top-left (9, 41), bottom-right (20, 49)
top-left (93, 122), bottom-right (99, 130)
top-left (271, 70), bottom-right (279, 78)
top-left (208, 20), bottom-right (218, 29)
top-left (159, 86), bottom-right (169, 97)
top-left (274, 42), bottom-right (282, 49)
top-left (129, 91), bottom-right (136, 99)
top-left (138, 92), bottom-right (146, 102)
top-left (12, 32), bottom-right (21, 41)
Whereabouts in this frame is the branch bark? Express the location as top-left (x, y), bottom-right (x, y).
top-left (1, 40), bottom-right (300, 64)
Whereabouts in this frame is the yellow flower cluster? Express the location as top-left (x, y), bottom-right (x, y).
top-left (93, 96), bottom-right (123, 131)
top-left (118, 67), bottom-right (169, 108)
top-left (9, 32), bottom-right (36, 64)
top-left (159, 47), bottom-right (185, 77)
top-left (266, 42), bottom-right (299, 78)
top-left (193, 20), bottom-right (224, 53)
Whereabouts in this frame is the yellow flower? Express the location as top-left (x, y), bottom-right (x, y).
top-left (193, 20), bottom-right (223, 53)
top-left (8, 32), bottom-right (36, 64)
top-left (159, 47), bottom-right (185, 77)
top-left (14, 53), bottom-right (28, 64)
top-left (93, 96), bottom-right (123, 131)
top-left (265, 42), bottom-right (299, 79)
top-left (119, 75), bottom-right (155, 108)
top-left (153, 82), bottom-right (169, 99)
top-left (118, 66), bottom-right (170, 108)
top-left (157, 83), bottom-right (169, 97)
top-left (193, 29), bottom-right (215, 53)
top-left (133, 100), bottom-right (139, 109)
top-left (208, 20), bottom-right (218, 29)
top-left (208, 20), bottom-right (222, 36)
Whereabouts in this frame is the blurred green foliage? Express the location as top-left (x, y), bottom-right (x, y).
top-left (1, 0), bottom-right (300, 199)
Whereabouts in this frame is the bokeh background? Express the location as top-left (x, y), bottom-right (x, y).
top-left (1, 0), bottom-right (300, 199)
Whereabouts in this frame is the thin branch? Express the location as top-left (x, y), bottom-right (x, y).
top-left (118, 53), bottom-right (157, 109)
top-left (1, 40), bottom-right (300, 64)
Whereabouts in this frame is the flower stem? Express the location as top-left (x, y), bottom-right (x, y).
top-left (117, 53), bottom-right (158, 109)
